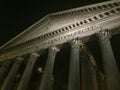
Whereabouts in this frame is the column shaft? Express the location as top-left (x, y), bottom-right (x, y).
top-left (17, 53), bottom-right (39, 90)
top-left (89, 64), bottom-right (98, 90)
top-left (0, 61), bottom-right (11, 84)
top-left (1, 57), bottom-right (23, 90)
top-left (98, 31), bottom-right (120, 90)
top-left (68, 40), bottom-right (80, 90)
top-left (81, 46), bottom-right (98, 90)
top-left (39, 47), bottom-right (59, 90)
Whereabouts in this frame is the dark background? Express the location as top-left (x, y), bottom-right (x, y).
top-left (0, 0), bottom-right (109, 46)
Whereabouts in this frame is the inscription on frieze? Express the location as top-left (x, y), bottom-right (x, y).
top-left (0, 25), bottom-right (101, 61)
top-left (0, 0), bottom-right (120, 61)
top-left (46, 25), bottom-right (101, 45)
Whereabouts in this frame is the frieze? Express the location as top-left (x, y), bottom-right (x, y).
top-left (0, 25), bottom-right (101, 61)
top-left (0, 1), bottom-right (120, 61)
top-left (0, 0), bottom-right (120, 50)
top-left (7, 6), bottom-right (120, 50)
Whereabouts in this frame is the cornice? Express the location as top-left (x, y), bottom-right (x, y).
top-left (0, 0), bottom-right (120, 50)
top-left (0, 0), bottom-right (120, 61)
top-left (0, 6), bottom-right (120, 61)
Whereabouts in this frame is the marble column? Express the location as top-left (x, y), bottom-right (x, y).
top-left (81, 46), bottom-right (98, 90)
top-left (1, 57), bottom-right (23, 90)
top-left (39, 47), bottom-right (59, 90)
top-left (97, 30), bottom-right (120, 90)
top-left (68, 39), bottom-right (81, 90)
top-left (0, 61), bottom-right (12, 83)
top-left (17, 52), bottom-right (40, 90)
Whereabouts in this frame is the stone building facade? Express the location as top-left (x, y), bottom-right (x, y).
top-left (0, 0), bottom-right (120, 90)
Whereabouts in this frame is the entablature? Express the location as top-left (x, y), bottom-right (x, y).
top-left (0, 0), bottom-right (120, 51)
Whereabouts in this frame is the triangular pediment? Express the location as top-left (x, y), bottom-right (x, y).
top-left (0, 0), bottom-right (119, 51)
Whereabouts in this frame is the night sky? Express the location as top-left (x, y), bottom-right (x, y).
top-left (0, 0), bottom-right (108, 46)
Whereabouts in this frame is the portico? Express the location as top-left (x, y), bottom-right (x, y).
top-left (0, 0), bottom-right (120, 90)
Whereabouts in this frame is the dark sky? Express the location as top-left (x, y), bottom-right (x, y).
top-left (0, 0), bottom-right (108, 46)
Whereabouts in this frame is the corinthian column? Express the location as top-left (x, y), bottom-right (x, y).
top-left (97, 30), bottom-right (120, 90)
top-left (1, 57), bottom-right (23, 90)
top-left (81, 46), bottom-right (98, 90)
top-left (17, 52), bottom-right (40, 90)
top-left (39, 47), bottom-right (59, 90)
top-left (68, 39), bottom-right (82, 90)
top-left (0, 61), bottom-right (12, 83)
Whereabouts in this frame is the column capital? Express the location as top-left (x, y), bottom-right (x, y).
top-left (96, 30), bottom-right (111, 40)
top-left (71, 39), bottom-right (84, 48)
top-left (31, 52), bottom-right (40, 57)
top-left (49, 46), bottom-right (60, 52)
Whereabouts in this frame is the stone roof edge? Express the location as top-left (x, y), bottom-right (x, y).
top-left (0, 0), bottom-right (118, 50)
